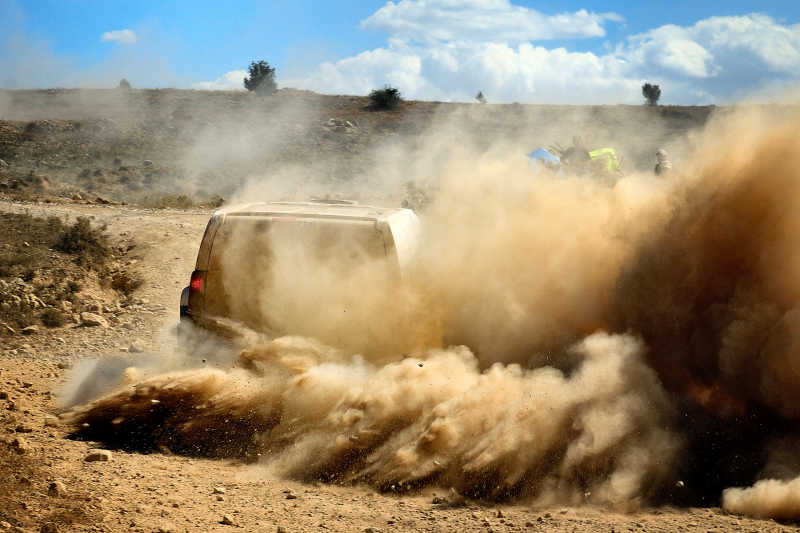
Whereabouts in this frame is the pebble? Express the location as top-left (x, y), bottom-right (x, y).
top-left (8, 397), bottom-right (28, 412)
top-left (40, 523), bottom-right (58, 533)
top-left (11, 436), bottom-right (30, 454)
top-left (85, 449), bottom-right (113, 462)
top-left (128, 340), bottom-right (146, 353)
top-left (212, 486), bottom-right (226, 494)
top-left (48, 480), bottom-right (67, 497)
top-left (22, 325), bottom-right (39, 335)
top-left (221, 515), bottom-right (235, 526)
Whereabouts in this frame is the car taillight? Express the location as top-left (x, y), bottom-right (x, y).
top-left (190, 270), bottom-right (205, 293)
top-left (187, 270), bottom-right (207, 316)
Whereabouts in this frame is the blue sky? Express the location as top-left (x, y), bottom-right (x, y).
top-left (2, 0), bottom-right (800, 104)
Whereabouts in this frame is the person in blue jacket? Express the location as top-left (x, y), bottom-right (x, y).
top-left (527, 148), bottom-right (562, 176)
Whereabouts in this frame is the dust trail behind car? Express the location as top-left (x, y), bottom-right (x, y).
top-left (64, 102), bottom-right (800, 518)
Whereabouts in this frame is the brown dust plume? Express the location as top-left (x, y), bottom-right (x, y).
top-left (66, 103), bottom-right (800, 517)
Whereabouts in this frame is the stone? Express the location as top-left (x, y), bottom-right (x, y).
top-left (15, 424), bottom-right (33, 433)
top-left (220, 515), bottom-right (235, 526)
top-left (80, 312), bottom-right (108, 328)
top-left (212, 486), bottom-right (226, 494)
top-left (11, 436), bottom-right (29, 454)
top-left (48, 481), bottom-right (67, 497)
top-left (143, 160), bottom-right (153, 167)
top-left (40, 523), bottom-right (58, 533)
top-left (84, 449), bottom-right (112, 462)
top-left (7, 398), bottom-right (28, 411)
top-left (364, 528), bottom-right (382, 533)
top-left (128, 340), bottom-right (146, 353)
top-left (44, 415), bottom-right (60, 427)
top-left (21, 325), bottom-right (39, 335)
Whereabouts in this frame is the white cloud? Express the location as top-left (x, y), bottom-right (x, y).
top-left (362, 0), bottom-right (622, 42)
top-left (192, 70), bottom-right (247, 91)
top-left (282, 7), bottom-right (800, 105)
top-left (287, 40), bottom-right (639, 104)
top-left (100, 29), bottom-right (137, 45)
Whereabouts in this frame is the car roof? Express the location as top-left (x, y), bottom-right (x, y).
top-left (214, 201), bottom-right (407, 222)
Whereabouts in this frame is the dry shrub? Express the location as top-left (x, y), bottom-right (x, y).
top-left (147, 194), bottom-right (196, 209)
top-left (111, 271), bottom-right (143, 295)
top-left (54, 216), bottom-right (110, 269)
top-left (41, 308), bottom-right (65, 327)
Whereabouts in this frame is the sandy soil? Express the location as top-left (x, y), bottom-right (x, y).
top-left (1, 199), bottom-right (798, 533)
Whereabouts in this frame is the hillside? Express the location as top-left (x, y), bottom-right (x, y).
top-left (1, 88), bottom-right (716, 205)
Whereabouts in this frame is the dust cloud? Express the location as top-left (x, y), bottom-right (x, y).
top-left (64, 101), bottom-right (800, 517)
top-left (723, 478), bottom-right (800, 520)
top-left (67, 332), bottom-right (678, 506)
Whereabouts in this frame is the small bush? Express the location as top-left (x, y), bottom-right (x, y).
top-left (111, 271), bottom-right (143, 295)
top-left (369, 86), bottom-right (402, 110)
top-left (54, 217), bottom-right (110, 269)
top-left (0, 248), bottom-right (49, 279)
top-left (41, 308), bottom-right (65, 328)
top-left (208, 195), bottom-right (225, 208)
top-left (118, 78), bottom-right (132, 90)
top-left (145, 194), bottom-right (196, 209)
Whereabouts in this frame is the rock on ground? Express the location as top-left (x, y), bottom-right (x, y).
top-left (84, 449), bottom-right (112, 462)
top-left (80, 312), bottom-right (108, 328)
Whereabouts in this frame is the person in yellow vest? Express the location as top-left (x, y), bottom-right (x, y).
top-left (588, 147), bottom-right (622, 177)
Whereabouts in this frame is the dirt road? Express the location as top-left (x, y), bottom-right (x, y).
top-left (0, 199), bottom-right (796, 533)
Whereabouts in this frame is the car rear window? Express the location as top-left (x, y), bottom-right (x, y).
top-left (208, 216), bottom-right (388, 272)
